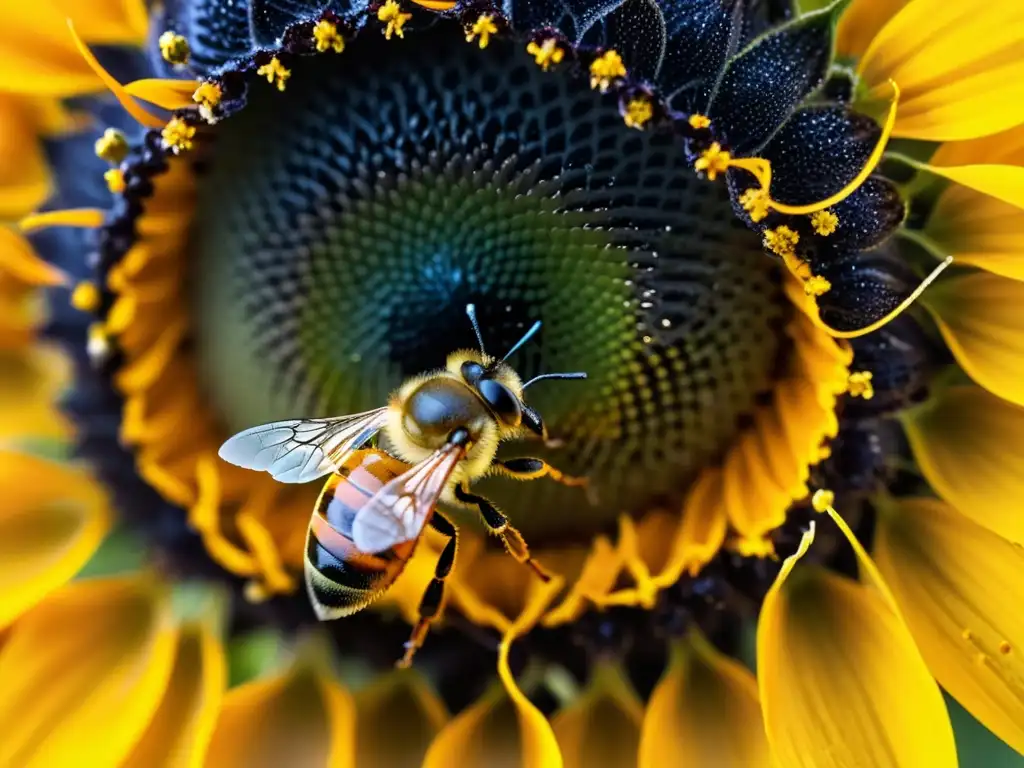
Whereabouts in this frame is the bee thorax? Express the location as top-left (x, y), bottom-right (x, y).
top-left (401, 377), bottom-right (493, 450)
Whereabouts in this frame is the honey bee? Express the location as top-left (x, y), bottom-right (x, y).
top-left (219, 305), bottom-right (588, 666)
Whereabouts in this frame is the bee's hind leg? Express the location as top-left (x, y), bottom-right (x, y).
top-left (398, 511), bottom-right (458, 669)
top-left (454, 484), bottom-right (552, 582)
top-left (490, 458), bottom-right (597, 505)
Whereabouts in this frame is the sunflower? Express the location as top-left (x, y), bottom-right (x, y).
top-left (2, 0), bottom-right (1024, 764)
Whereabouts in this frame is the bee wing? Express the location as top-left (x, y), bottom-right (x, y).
top-left (218, 408), bottom-right (388, 484)
top-left (351, 442), bottom-right (466, 553)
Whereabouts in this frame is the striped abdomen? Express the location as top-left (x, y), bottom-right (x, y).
top-left (305, 449), bottom-right (419, 619)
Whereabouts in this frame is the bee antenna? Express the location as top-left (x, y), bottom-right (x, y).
top-left (465, 304), bottom-right (487, 358)
top-left (502, 320), bottom-right (542, 362)
top-left (522, 371), bottom-right (587, 390)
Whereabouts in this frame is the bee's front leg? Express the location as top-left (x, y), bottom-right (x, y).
top-left (489, 458), bottom-right (597, 505)
top-left (453, 484), bottom-right (551, 582)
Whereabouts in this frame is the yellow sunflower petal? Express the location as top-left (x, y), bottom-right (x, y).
top-left (122, 621), bottom-right (226, 768)
top-left (0, 575), bottom-right (178, 768)
top-left (638, 629), bottom-right (769, 768)
top-left (0, 0), bottom-right (146, 97)
top-left (0, 98), bottom-right (51, 219)
top-left (355, 669), bottom-right (449, 768)
top-left (0, 452), bottom-right (110, 628)
top-left (758, 521), bottom-right (957, 768)
top-left (923, 164), bottom-right (1024, 212)
top-left (875, 496), bottom-right (1024, 756)
top-left (50, 0), bottom-right (149, 45)
top-left (0, 345), bottom-right (72, 440)
top-left (836, 0), bottom-right (909, 58)
top-left (125, 79), bottom-right (202, 112)
top-left (920, 124), bottom-right (1024, 210)
top-left (926, 184), bottom-right (1024, 281)
top-left (543, 535), bottom-right (624, 626)
top-left (652, 468), bottom-right (726, 586)
top-left (203, 665), bottom-right (355, 768)
top-left (902, 385), bottom-right (1024, 544)
top-left (0, 228), bottom-right (66, 286)
top-left (930, 123), bottom-right (1024, 168)
top-left (923, 273), bottom-right (1024, 406)
top-left (858, 2), bottom-right (1024, 141)
top-left (552, 662), bottom-right (643, 768)
top-left (424, 576), bottom-right (565, 768)
top-left (66, 21), bottom-right (164, 128)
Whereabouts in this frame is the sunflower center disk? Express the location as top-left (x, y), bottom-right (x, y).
top-left (192, 29), bottom-right (787, 538)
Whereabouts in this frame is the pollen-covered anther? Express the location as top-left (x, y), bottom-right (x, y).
top-left (466, 14), bottom-right (498, 49)
top-left (811, 488), bottom-right (835, 513)
top-left (810, 209), bottom-right (839, 236)
top-left (590, 50), bottom-right (627, 93)
top-left (94, 128), bottom-right (128, 164)
top-left (623, 96), bottom-right (653, 130)
top-left (378, 0), bottom-right (412, 40)
top-left (739, 187), bottom-right (770, 222)
top-left (104, 169), bottom-right (125, 194)
top-left (158, 31), bottom-right (190, 65)
top-left (762, 225), bottom-right (799, 258)
top-left (313, 19), bottom-right (346, 53)
top-left (694, 142), bottom-right (730, 181)
top-left (243, 580), bottom-right (271, 604)
top-left (71, 282), bottom-right (101, 313)
top-left (527, 38), bottom-right (564, 71)
top-left (193, 81), bottom-right (222, 123)
top-left (804, 274), bottom-right (831, 296)
top-left (846, 371), bottom-right (875, 399)
top-left (257, 57), bottom-right (291, 91)
top-left (87, 323), bottom-right (112, 362)
top-left (688, 113), bottom-right (711, 130)
top-left (161, 117), bottom-right (196, 154)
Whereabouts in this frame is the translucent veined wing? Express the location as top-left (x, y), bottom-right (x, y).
top-left (351, 442), bottom-right (466, 553)
top-left (218, 408), bottom-right (388, 483)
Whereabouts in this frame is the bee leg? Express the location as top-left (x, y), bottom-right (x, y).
top-left (398, 511), bottom-right (458, 669)
top-left (454, 484), bottom-right (552, 583)
top-left (490, 458), bottom-right (597, 504)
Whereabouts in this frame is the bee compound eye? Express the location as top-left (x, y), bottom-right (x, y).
top-left (477, 378), bottom-right (522, 427)
top-left (460, 361), bottom-right (484, 384)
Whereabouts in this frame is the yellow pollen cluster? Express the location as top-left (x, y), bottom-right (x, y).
top-left (94, 128), bottom-right (128, 164)
top-left (527, 38), bottom-right (564, 70)
top-left (466, 14), bottom-right (498, 48)
top-left (192, 81), bottom-right (222, 123)
top-left (804, 275), bottom-right (831, 296)
top-left (623, 97), bottom-right (653, 129)
top-left (763, 225), bottom-right (800, 258)
top-left (313, 19), bottom-right (346, 52)
top-left (846, 370), bottom-right (875, 399)
top-left (811, 489), bottom-right (835, 513)
top-left (688, 113), bottom-right (711, 130)
top-left (104, 168), bottom-right (125, 194)
top-left (590, 49), bottom-right (627, 92)
top-left (257, 57), bottom-right (291, 91)
top-left (71, 282), bottom-right (101, 313)
top-left (694, 142), bottom-right (731, 181)
top-left (161, 117), bottom-right (196, 154)
top-left (739, 187), bottom-right (770, 222)
top-left (811, 209), bottom-right (839, 236)
top-left (158, 31), bottom-right (190, 65)
top-left (378, 0), bottom-right (412, 40)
